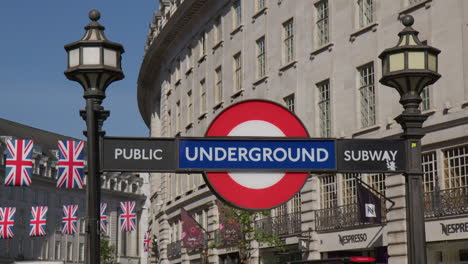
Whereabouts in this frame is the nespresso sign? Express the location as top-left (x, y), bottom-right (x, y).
top-left (338, 233), bottom-right (367, 245)
top-left (441, 222), bottom-right (468, 236)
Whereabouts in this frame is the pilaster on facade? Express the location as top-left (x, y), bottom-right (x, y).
top-left (385, 174), bottom-right (408, 264)
top-left (301, 177), bottom-right (321, 260)
top-left (158, 213), bottom-right (171, 264)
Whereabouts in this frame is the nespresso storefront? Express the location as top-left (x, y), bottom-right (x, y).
top-left (426, 217), bottom-right (468, 264)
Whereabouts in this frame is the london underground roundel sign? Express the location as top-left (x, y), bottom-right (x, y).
top-left (204, 100), bottom-right (309, 211)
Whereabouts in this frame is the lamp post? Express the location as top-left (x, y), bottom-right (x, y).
top-left (379, 15), bottom-right (440, 264)
top-left (64, 10), bottom-right (124, 264)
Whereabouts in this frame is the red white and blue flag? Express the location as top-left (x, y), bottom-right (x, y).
top-left (5, 139), bottom-right (33, 186)
top-left (29, 206), bottom-right (48, 237)
top-left (57, 140), bottom-right (85, 189)
top-left (100, 202), bottom-right (107, 233)
top-left (62, 205), bottom-right (78, 235)
top-left (143, 231), bottom-right (151, 252)
top-left (119, 201), bottom-right (136, 232)
top-left (0, 207), bottom-right (16, 239)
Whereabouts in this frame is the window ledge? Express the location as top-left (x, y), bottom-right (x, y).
top-left (213, 101), bottom-right (224, 110)
top-left (310, 43), bottom-right (334, 60)
top-left (212, 40), bottom-right (224, 51)
top-left (279, 60), bottom-right (298, 75)
top-left (185, 122), bottom-right (193, 130)
top-left (422, 108), bottom-right (436, 116)
top-left (175, 131), bottom-right (181, 137)
top-left (185, 67), bottom-right (193, 76)
top-left (399, 0), bottom-right (432, 15)
top-left (230, 25), bottom-right (244, 37)
top-left (165, 89), bottom-right (172, 96)
top-left (461, 100), bottom-right (468, 109)
top-left (197, 54), bottom-right (207, 64)
top-left (253, 76), bottom-right (268, 86)
top-left (175, 79), bottom-right (181, 86)
top-left (352, 124), bottom-right (381, 137)
top-left (349, 22), bottom-right (378, 42)
top-left (231, 89), bottom-right (244, 99)
top-left (252, 7), bottom-right (267, 20)
top-left (198, 113), bottom-right (207, 120)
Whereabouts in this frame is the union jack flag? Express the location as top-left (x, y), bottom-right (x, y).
top-left (100, 202), bottom-right (107, 233)
top-left (29, 206), bottom-right (48, 237)
top-left (119, 201), bottom-right (136, 232)
top-left (143, 231), bottom-right (151, 252)
top-left (5, 139), bottom-right (33, 186)
top-left (57, 140), bottom-right (85, 189)
top-left (0, 207), bottom-right (16, 239)
top-left (62, 205), bottom-right (78, 235)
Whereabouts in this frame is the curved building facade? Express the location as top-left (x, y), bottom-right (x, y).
top-left (139, 0), bottom-right (468, 263)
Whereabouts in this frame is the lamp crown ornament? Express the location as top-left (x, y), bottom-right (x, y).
top-left (379, 15), bottom-right (441, 114)
top-left (64, 9), bottom-right (125, 101)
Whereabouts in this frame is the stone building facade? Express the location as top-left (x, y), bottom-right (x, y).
top-left (0, 118), bottom-right (149, 264)
top-left (138, 0), bottom-right (468, 263)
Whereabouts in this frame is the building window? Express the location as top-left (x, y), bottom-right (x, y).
top-left (320, 174), bottom-right (337, 209)
top-left (443, 145), bottom-right (468, 188)
top-left (255, 0), bottom-right (265, 11)
top-left (421, 86), bottom-right (430, 111)
top-left (55, 241), bottom-right (61, 260)
top-left (343, 173), bottom-right (358, 205)
top-left (358, 63), bottom-right (376, 128)
top-left (79, 243), bottom-right (84, 262)
top-left (233, 52), bottom-right (242, 92)
top-left (214, 16), bottom-right (222, 43)
top-left (283, 19), bottom-right (294, 64)
top-left (284, 94), bottom-right (295, 113)
top-left (67, 242), bottom-right (73, 261)
top-left (200, 79), bottom-right (206, 115)
top-left (358, 0), bottom-right (374, 28)
top-left (367, 173), bottom-right (386, 195)
top-left (316, 0), bottom-right (329, 46)
top-left (409, 0), bottom-right (423, 5)
top-left (199, 31), bottom-right (206, 58)
top-left (215, 66), bottom-right (223, 104)
top-left (187, 91), bottom-right (193, 125)
top-left (176, 101), bottom-right (181, 133)
top-left (292, 193), bottom-right (301, 214)
top-left (317, 80), bottom-right (331, 137)
top-left (233, 0), bottom-right (242, 29)
top-left (422, 152), bottom-right (438, 192)
top-left (256, 36), bottom-right (266, 78)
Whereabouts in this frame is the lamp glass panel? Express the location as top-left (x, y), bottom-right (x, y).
top-left (104, 49), bottom-right (118, 67)
top-left (428, 54), bottom-right (437, 72)
top-left (408, 35), bottom-right (417, 46)
top-left (398, 35), bottom-right (407, 47)
top-left (408, 52), bottom-right (425, 69)
top-left (389, 53), bottom-right (405, 72)
top-left (82, 47), bottom-right (101, 65)
top-left (68, 49), bottom-right (80, 68)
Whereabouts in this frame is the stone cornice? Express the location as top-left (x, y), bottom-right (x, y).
top-left (138, 0), bottom-right (212, 127)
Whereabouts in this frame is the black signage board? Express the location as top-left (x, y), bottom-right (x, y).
top-left (336, 139), bottom-right (406, 173)
top-left (102, 137), bottom-right (177, 172)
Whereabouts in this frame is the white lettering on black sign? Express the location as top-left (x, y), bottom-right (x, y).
top-left (343, 150), bottom-right (398, 171)
top-left (114, 148), bottom-right (163, 160)
top-left (338, 233), bottom-right (367, 245)
top-left (441, 222), bottom-right (468, 236)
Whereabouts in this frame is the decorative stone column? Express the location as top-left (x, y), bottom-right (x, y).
top-left (302, 176), bottom-right (321, 260)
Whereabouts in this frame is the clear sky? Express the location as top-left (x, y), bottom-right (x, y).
top-left (0, 0), bottom-right (156, 140)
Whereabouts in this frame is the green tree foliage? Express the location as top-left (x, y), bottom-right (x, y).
top-left (100, 238), bottom-right (120, 264)
top-left (210, 203), bottom-right (285, 263)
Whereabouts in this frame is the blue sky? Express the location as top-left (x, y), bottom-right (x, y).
top-left (0, 1), bottom-right (156, 139)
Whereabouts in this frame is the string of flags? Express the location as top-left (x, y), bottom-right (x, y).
top-left (0, 201), bottom-right (137, 238)
top-left (4, 139), bottom-right (85, 188)
top-left (1, 139), bottom-right (152, 250)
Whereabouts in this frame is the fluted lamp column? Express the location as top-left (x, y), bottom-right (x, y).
top-left (64, 9), bottom-right (124, 264)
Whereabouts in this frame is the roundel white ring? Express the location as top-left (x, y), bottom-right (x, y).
top-left (204, 100), bottom-right (309, 211)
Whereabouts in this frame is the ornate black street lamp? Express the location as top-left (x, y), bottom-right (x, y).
top-left (379, 15), bottom-right (440, 264)
top-left (64, 10), bottom-right (124, 264)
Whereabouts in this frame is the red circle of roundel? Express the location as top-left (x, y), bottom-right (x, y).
top-left (205, 100), bottom-right (309, 210)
